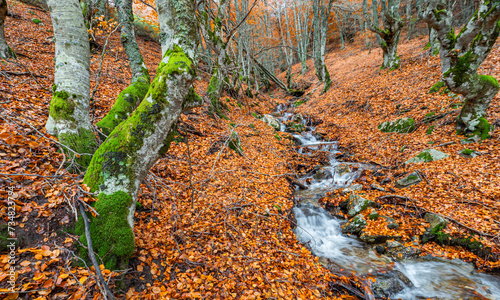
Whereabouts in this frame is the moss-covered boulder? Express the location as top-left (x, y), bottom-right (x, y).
top-left (345, 194), bottom-right (377, 217)
top-left (405, 149), bottom-right (449, 164)
top-left (458, 148), bottom-right (481, 158)
top-left (378, 117), bottom-right (416, 133)
top-left (341, 214), bottom-right (367, 234)
top-left (396, 171), bottom-right (422, 188)
top-left (261, 114), bottom-right (281, 131)
top-left (422, 212), bottom-right (448, 243)
top-left (286, 121), bottom-right (305, 133)
top-left (341, 184), bottom-right (363, 195)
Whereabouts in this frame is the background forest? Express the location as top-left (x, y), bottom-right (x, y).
top-left (0, 0), bottom-right (499, 299)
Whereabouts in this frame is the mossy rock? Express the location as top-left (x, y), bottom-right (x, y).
top-left (458, 148), bottom-right (481, 158)
top-left (378, 117), bottom-right (416, 134)
top-left (346, 194), bottom-right (377, 217)
top-left (285, 121), bottom-right (305, 133)
top-left (396, 171), bottom-right (422, 188)
top-left (341, 214), bottom-right (367, 234)
top-left (405, 149), bottom-right (449, 164)
top-left (261, 114), bottom-right (280, 131)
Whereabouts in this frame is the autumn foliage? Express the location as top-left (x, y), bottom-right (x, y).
top-left (0, 0), bottom-right (499, 299)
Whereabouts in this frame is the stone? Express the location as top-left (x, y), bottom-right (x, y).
top-left (261, 114), bottom-right (280, 131)
top-left (384, 240), bottom-right (422, 259)
top-left (405, 149), bottom-right (449, 164)
top-left (425, 212), bottom-right (448, 230)
top-left (378, 117), bottom-right (416, 133)
top-left (314, 167), bottom-right (332, 180)
top-left (341, 184), bottom-right (363, 195)
top-left (458, 149), bottom-right (481, 158)
top-left (286, 121), bottom-right (305, 133)
top-left (336, 164), bottom-right (351, 176)
top-left (422, 212), bottom-right (448, 243)
top-left (367, 208), bottom-right (379, 220)
top-left (292, 113), bottom-right (304, 124)
top-left (346, 194), bottom-right (377, 217)
top-left (460, 135), bottom-right (481, 144)
top-left (360, 233), bottom-right (397, 243)
top-left (341, 214), bottom-right (367, 234)
top-left (371, 270), bottom-right (414, 298)
top-left (396, 171), bottom-right (422, 188)
top-left (387, 222), bottom-right (399, 229)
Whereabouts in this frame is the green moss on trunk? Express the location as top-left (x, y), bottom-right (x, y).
top-left (76, 191), bottom-right (135, 270)
top-left (97, 76), bottom-right (150, 137)
top-left (49, 91), bottom-right (75, 122)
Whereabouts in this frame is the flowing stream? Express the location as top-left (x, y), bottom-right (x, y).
top-left (276, 108), bottom-right (500, 299)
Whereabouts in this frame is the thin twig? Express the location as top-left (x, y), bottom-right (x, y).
top-left (90, 23), bottom-right (121, 122)
top-left (78, 198), bottom-right (116, 300)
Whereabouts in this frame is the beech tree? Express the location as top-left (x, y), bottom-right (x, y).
top-left (47, 0), bottom-right (201, 269)
top-left (363, 0), bottom-right (404, 69)
top-left (312, 0), bottom-right (333, 93)
top-left (96, 0), bottom-right (151, 136)
top-left (0, 0), bottom-right (15, 58)
top-left (46, 0), bottom-right (98, 168)
top-left (422, 0), bottom-right (500, 137)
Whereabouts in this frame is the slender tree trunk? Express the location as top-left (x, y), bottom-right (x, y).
top-left (96, 0), bottom-right (151, 136)
top-left (46, 0), bottom-right (97, 168)
top-left (79, 0), bottom-right (202, 270)
top-left (313, 0), bottom-right (333, 93)
top-left (0, 0), bottom-right (15, 59)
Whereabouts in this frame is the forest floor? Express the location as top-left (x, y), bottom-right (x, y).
top-left (0, 1), bottom-right (498, 300)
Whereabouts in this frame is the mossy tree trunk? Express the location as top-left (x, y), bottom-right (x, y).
top-left (429, 26), bottom-right (439, 56)
top-left (422, 0), bottom-right (500, 137)
top-left (312, 0), bottom-right (333, 93)
top-left (80, 0), bottom-right (202, 270)
top-left (199, 0), bottom-right (231, 118)
top-left (96, 0), bottom-right (151, 136)
top-left (0, 0), bottom-right (15, 59)
top-left (363, 0), bottom-right (404, 70)
top-left (46, 0), bottom-right (98, 168)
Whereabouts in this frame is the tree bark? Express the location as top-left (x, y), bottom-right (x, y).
top-left (79, 0), bottom-right (202, 270)
top-left (46, 0), bottom-right (97, 167)
top-left (422, 0), bottom-right (500, 137)
top-left (363, 0), bottom-right (404, 69)
top-left (96, 0), bottom-right (151, 136)
top-left (0, 0), bottom-right (15, 59)
top-left (313, 0), bottom-right (333, 93)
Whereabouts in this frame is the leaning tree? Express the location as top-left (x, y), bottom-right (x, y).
top-left (422, 0), bottom-right (500, 138)
top-left (363, 0), bottom-right (404, 69)
top-left (47, 0), bottom-right (201, 269)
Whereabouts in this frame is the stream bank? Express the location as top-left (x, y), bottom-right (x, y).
top-left (270, 104), bottom-right (500, 299)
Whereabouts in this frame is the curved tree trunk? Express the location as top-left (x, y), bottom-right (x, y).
top-left (422, 0), bottom-right (500, 137)
top-left (0, 0), bottom-right (15, 59)
top-left (363, 0), bottom-right (404, 70)
top-left (46, 0), bottom-right (97, 168)
top-left (96, 0), bottom-right (150, 136)
top-left (380, 29), bottom-right (401, 69)
top-left (79, 0), bottom-right (202, 270)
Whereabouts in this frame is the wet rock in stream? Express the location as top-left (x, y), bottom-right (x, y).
top-left (372, 270), bottom-right (414, 298)
top-left (344, 194), bottom-right (377, 217)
